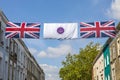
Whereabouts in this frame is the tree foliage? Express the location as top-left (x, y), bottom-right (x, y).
top-left (59, 42), bottom-right (100, 80)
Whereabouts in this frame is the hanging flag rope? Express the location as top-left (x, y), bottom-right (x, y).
top-left (5, 20), bottom-right (117, 39)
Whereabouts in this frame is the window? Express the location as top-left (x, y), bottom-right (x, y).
top-left (117, 38), bottom-right (120, 56)
top-left (105, 58), bottom-right (106, 67)
top-left (110, 47), bottom-right (113, 61)
top-left (0, 21), bottom-right (1, 26)
top-left (0, 59), bottom-right (2, 79)
top-left (107, 55), bottom-right (109, 65)
top-left (119, 57), bottom-right (120, 64)
top-left (97, 75), bottom-right (98, 80)
top-left (5, 39), bottom-right (9, 51)
top-left (20, 51), bottom-right (22, 64)
top-left (25, 57), bottom-right (27, 68)
top-left (0, 28), bottom-right (4, 46)
top-left (17, 46), bottom-right (20, 62)
top-left (112, 68), bottom-right (116, 80)
top-left (0, 21), bottom-right (1, 32)
top-left (0, 21), bottom-right (5, 47)
top-left (19, 50), bottom-right (21, 62)
top-left (21, 52), bottom-right (24, 65)
top-left (101, 74), bottom-right (103, 80)
top-left (106, 77), bottom-right (108, 80)
top-left (97, 67), bottom-right (98, 70)
top-left (10, 39), bottom-right (14, 53)
top-left (112, 46), bottom-right (116, 60)
top-left (13, 41), bottom-right (18, 54)
top-left (108, 75), bottom-right (110, 80)
top-left (112, 45), bottom-right (116, 53)
top-left (0, 21), bottom-right (2, 33)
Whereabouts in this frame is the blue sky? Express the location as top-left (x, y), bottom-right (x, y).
top-left (0, 0), bottom-right (120, 80)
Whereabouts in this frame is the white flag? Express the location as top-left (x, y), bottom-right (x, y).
top-left (43, 23), bottom-right (78, 39)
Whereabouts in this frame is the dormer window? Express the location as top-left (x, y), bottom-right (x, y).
top-left (0, 21), bottom-right (4, 46)
top-left (0, 21), bottom-right (1, 31)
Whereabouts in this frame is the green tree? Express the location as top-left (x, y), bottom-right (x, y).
top-left (59, 42), bottom-right (100, 80)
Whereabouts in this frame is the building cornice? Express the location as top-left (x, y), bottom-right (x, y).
top-left (0, 10), bottom-right (9, 23)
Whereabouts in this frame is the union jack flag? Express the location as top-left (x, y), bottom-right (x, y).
top-left (80, 20), bottom-right (116, 38)
top-left (5, 22), bottom-right (40, 38)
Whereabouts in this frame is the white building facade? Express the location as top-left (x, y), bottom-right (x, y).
top-left (93, 52), bottom-right (104, 80)
top-left (110, 24), bottom-right (120, 80)
top-left (0, 10), bottom-right (45, 80)
top-left (0, 10), bottom-right (9, 80)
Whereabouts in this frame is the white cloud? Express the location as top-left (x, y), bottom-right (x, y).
top-left (23, 39), bottom-right (47, 50)
top-left (108, 0), bottom-right (120, 20)
top-left (38, 51), bottom-right (47, 57)
top-left (40, 64), bottom-right (61, 80)
top-left (38, 44), bottom-right (72, 58)
top-left (29, 48), bottom-right (38, 54)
